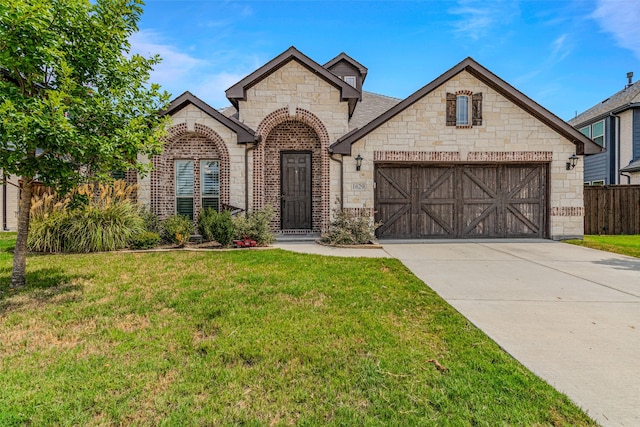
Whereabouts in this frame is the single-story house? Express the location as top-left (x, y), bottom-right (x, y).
top-left (568, 72), bottom-right (640, 185)
top-left (2, 46), bottom-right (602, 240)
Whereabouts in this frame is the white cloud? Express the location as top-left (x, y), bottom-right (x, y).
top-left (128, 30), bottom-right (254, 108)
top-left (551, 33), bottom-right (571, 62)
top-left (129, 30), bottom-right (207, 86)
top-left (592, 0), bottom-right (640, 59)
top-left (449, 0), bottom-right (519, 40)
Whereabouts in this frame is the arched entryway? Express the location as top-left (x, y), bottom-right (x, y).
top-left (254, 108), bottom-right (330, 232)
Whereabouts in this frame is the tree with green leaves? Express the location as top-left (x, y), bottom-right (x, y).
top-left (0, 0), bottom-right (170, 288)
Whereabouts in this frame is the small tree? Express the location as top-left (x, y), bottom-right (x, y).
top-left (0, 0), bottom-right (170, 287)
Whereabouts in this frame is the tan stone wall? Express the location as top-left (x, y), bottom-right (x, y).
top-left (345, 70), bottom-right (584, 239)
top-left (1, 173), bottom-right (20, 231)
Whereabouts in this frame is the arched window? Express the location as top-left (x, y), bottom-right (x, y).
top-left (456, 95), bottom-right (469, 126)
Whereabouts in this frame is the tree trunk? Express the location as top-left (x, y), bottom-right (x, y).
top-left (10, 178), bottom-right (33, 289)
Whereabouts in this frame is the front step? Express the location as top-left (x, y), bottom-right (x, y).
top-left (274, 231), bottom-right (320, 242)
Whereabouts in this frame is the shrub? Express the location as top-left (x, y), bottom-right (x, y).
top-left (161, 214), bottom-right (194, 247)
top-left (130, 231), bottom-right (161, 250)
top-left (198, 208), bottom-right (234, 247)
top-left (232, 206), bottom-right (275, 246)
top-left (139, 206), bottom-right (161, 233)
top-left (62, 200), bottom-right (145, 253)
top-left (28, 181), bottom-right (144, 253)
top-left (321, 208), bottom-right (379, 245)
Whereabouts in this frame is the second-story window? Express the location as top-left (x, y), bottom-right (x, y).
top-left (446, 92), bottom-right (482, 127)
top-left (456, 95), bottom-right (469, 126)
top-left (344, 76), bottom-right (356, 87)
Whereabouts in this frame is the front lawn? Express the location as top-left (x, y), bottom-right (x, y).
top-left (565, 235), bottom-right (640, 258)
top-left (0, 233), bottom-right (596, 426)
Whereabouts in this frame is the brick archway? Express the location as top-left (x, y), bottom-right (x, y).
top-left (151, 123), bottom-right (230, 219)
top-left (255, 107), bottom-right (330, 232)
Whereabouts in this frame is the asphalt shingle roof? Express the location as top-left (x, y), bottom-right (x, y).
top-left (569, 80), bottom-right (640, 126)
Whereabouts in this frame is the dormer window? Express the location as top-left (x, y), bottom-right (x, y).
top-left (344, 76), bottom-right (356, 87)
top-left (446, 91), bottom-right (482, 127)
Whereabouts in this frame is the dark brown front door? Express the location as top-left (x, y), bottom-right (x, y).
top-left (281, 152), bottom-right (312, 230)
top-left (375, 164), bottom-right (547, 238)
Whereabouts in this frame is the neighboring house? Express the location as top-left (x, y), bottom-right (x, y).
top-left (568, 73), bottom-right (640, 185)
top-left (2, 47), bottom-right (602, 240)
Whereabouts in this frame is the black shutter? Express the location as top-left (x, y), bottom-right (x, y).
top-left (472, 93), bottom-right (483, 126)
top-left (446, 93), bottom-right (456, 126)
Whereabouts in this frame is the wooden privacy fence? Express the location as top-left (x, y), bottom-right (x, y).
top-left (584, 185), bottom-right (640, 235)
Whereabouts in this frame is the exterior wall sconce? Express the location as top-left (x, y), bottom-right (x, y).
top-left (566, 154), bottom-right (579, 171)
top-left (355, 154), bottom-right (363, 171)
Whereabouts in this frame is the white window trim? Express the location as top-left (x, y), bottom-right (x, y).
top-left (201, 159), bottom-right (220, 211)
top-left (175, 159), bottom-right (195, 219)
top-left (456, 95), bottom-right (470, 126)
top-left (344, 76), bottom-right (356, 87)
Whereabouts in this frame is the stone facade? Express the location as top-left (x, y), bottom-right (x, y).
top-left (133, 48), bottom-right (596, 240)
top-left (344, 71), bottom-right (585, 239)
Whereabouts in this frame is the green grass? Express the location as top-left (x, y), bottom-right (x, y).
top-left (0, 232), bottom-right (596, 426)
top-left (565, 235), bottom-right (640, 258)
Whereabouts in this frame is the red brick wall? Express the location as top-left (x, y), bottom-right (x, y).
top-left (151, 124), bottom-right (230, 220)
top-left (254, 107), bottom-right (331, 232)
top-left (264, 121), bottom-right (322, 230)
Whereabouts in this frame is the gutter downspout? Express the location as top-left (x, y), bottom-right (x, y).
top-left (329, 153), bottom-right (343, 210)
top-left (620, 172), bottom-right (632, 185)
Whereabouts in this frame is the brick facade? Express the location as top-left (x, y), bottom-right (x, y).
top-left (254, 107), bottom-right (331, 232)
top-left (151, 124), bottom-right (230, 220)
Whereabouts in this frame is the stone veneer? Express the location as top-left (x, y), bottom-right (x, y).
top-left (345, 70), bottom-right (585, 239)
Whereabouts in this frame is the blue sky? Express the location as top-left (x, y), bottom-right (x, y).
top-left (132, 0), bottom-right (640, 121)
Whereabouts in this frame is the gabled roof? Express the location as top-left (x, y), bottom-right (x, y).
top-left (330, 57), bottom-right (603, 156)
top-left (225, 46), bottom-right (361, 116)
top-left (323, 52), bottom-right (368, 81)
top-left (161, 91), bottom-right (256, 143)
top-left (569, 81), bottom-right (640, 127)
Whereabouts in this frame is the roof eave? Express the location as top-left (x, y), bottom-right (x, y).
top-left (332, 57), bottom-right (603, 156)
top-left (161, 91), bottom-right (256, 143)
top-left (571, 103), bottom-right (640, 128)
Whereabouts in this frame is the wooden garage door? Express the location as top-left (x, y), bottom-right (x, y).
top-left (375, 164), bottom-right (547, 238)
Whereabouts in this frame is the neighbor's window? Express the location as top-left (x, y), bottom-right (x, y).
top-left (591, 180), bottom-right (605, 186)
top-left (201, 160), bottom-right (220, 211)
top-left (591, 120), bottom-right (604, 147)
top-left (175, 160), bottom-right (194, 220)
top-left (579, 121), bottom-right (605, 147)
top-left (344, 76), bottom-right (356, 87)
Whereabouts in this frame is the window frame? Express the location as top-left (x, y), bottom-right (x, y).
top-left (175, 159), bottom-right (194, 220)
top-left (579, 121), bottom-right (605, 148)
top-left (344, 76), bottom-right (356, 87)
top-left (200, 159), bottom-right (220, 212)
top-left (456, 95), bottom-right (470, 126)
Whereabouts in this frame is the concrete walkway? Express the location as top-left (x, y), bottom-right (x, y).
top-left (275, 240), bottom-right (640, 427)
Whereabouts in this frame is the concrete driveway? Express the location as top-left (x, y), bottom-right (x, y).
top-left (382, 240), bottom-right (640, 427)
